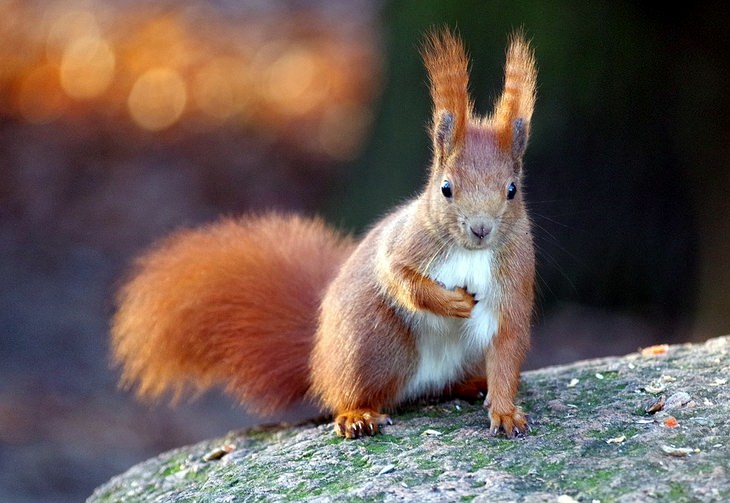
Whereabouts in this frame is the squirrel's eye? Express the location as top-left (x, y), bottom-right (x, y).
top-left (442, 181), bottom-right (452, 198)
top-left (441, 180), bottom-right (453, 198)
top-left (507, 182), bottom-right (517, 200)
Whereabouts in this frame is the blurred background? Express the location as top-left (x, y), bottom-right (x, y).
top-left (0, 0), bottom-right (728, 501)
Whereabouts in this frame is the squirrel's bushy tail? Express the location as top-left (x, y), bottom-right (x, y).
top-left (111, 213), bottom-right (354, 416)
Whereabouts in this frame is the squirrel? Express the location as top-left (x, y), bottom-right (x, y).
top-left (111, 29), bottom-right (537, 439)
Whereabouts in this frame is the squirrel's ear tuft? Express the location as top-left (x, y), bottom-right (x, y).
top-left (422, 28), bottom-right (472, 158)
top-left (433, 110), bottom-right (455, 157)
top-left (491, 31), bottom-right (537, 156)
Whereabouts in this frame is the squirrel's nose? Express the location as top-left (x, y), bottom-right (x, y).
top-left (469, 222), bottom-right (492, 240)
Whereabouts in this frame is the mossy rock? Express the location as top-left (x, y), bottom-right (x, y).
top-left (89, 336), bottom-right (730, 502)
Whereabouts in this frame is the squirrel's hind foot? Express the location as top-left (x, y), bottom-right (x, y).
top-left (334, 409), bottom-right (392, 439)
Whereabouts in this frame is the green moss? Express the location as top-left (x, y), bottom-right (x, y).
top-left (398, 470), bottom-right (440, 490)
top-left (665, 431), bottom-right (689, 445)
top-left (319, 477), bottom-right (356, 495)
top-left (466, 449), bottom-right (490, 471)
top-left (404, 406), bottom-right (449, 420)
top-left (243, 426), bottom-right (298, 445)
top-left (281, 481), bottom-right (311, 501)
top-left (416, 457), bottom-right (443, 472)
top-left (352, 456), bottom-right (370, 470)
top-left (665, 481), bottom-right (691, 500)
top-left (498, 456), bottom-right (533, 478)
top-left (363, 438), bottom-right (395, 455)
top-left (158, 453), bottom-right (190, 477)
top-left (570, 467), bottom-right (621, 497)
top-left (323, 435), bottom-right (344, 446)
top-left (183, 465), bottom-right (210, 483)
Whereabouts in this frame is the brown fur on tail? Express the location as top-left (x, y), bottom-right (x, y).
top-left (490, 31), bottom-right (537, 150)
top-left (111, 213), bottom-right (354, 416)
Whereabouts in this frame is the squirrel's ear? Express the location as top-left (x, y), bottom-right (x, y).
top-left (511, 117), bottom-right (529, 160)
top-left (433, 110), bottom-right (456, 158)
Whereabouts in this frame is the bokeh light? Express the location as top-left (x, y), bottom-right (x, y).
top-left (46, 8), bottom-right (102, 63)
top-left (193, 58), bottom-right (244, 122)
top-left (263, 46), bottom-right (327, 116)
top-left (59, 35), bottom-right (115, 99)
top-left (0, 1), bottom-right (381, 157)
top-left (128, 67), bottom-right (187, 131)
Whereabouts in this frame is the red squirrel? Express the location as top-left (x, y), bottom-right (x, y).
top-left (112, 29), bottom-right (537, 439)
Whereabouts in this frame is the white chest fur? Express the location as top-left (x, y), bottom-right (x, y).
top-left (401, 248), bottom-right (500, 400)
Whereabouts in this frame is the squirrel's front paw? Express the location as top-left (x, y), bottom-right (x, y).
top-left (442, 286), bottom-right (476, 318)
top-left (334, 409), bottom-right (392, 439)
top-left (487, 405), bottom-right (528, 439)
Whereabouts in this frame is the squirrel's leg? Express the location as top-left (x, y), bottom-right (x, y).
top-left (333, 408), bottom-right (393, 439)
top-left (390, 264), bottom-right (476, 318)
top-left (484, 314), bottom-right (529, 437)
top-left (314, 283), bottom-right (410, 439)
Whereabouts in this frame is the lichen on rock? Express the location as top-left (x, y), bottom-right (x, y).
top-left (88, 336), bottom-right (730, 502)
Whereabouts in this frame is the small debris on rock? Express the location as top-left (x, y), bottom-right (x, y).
top-left (203, 444), bottom-right (236, 462)
top-left (421, 429), bottom-right (442, 436)
top-left (661, 445), bottom-right (699, 457)
top-left (567, 378), bottom-right (579, 388)
top-left (645, 394), bottom-right (666, 414)
top-left (595, 373), bottom-right (604, 380)
top-left (664, 392), bottom-right (692, 411)
top-left (644, 381), bottom-right (666, 394)
top-left (641, 344), bottom-right (669, 356)
top-left (606, 435), bottom-right (626, 444)
top-left (635, 419), bottom-right (654, 424)
top-left (663, 416), bottom-right (679, 428)
top-left (377, 464), bottom-right (396, 476)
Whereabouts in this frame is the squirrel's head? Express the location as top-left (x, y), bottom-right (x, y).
top-left (421, 29), bottom-right (536, 250)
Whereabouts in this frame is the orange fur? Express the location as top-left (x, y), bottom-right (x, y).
top-left (421, 28), bottom-right (473, 151)
top-left (490, 32), bottom-right (537, 150)
top-left (393, 264), bottom-right (476, 318)
top-left (111, 213), bottom-right (354, 415)
top-left (309, 218), bottom-right (416, 420)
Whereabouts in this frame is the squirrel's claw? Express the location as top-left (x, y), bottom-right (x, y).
top-left (334, 409), bottom-right (392, 439)
top-left (487, 406), bottom-right (528, 439)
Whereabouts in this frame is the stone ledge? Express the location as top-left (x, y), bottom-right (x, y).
top-left (88, 336), bottom-right (730, 502)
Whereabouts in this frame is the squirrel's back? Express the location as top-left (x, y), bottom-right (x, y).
top-left (111, 213), bottom-right (354, 415)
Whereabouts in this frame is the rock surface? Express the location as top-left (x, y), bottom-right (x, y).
top-left (88, 337), bottom-right (730, 502)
